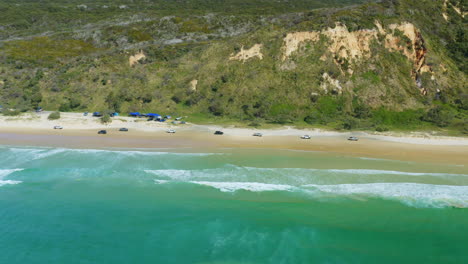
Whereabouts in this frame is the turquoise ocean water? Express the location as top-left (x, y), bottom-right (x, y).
top-left (0, 145), bottom-right (467, 264)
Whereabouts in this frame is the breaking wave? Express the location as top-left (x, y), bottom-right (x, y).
top-left (154, 179), bottom-right (468, 208)
top-left (303, 183), bottom-right (468, 208)
top-left (149, 166), bottom-right (468, 208)
top-left (0, 169), bottom-right (23, 187)
top-left (190, 181), bottom-right (292, 192)
top-left (146, 166), bottom-right (468, 186)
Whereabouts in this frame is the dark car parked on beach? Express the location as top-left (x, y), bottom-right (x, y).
top-left (214, 131), bottom-right (224, 135)
top-left (98, 130), bottom-right (107, 134)
top-left (119, 128), bottom-right (129, 132)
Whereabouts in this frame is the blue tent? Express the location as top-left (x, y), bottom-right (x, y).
top-left (129, 112), bottom-right (141, 117)
top-left (93, 112), bottom-right (102, 117)
top-left (146, 113), bottom-right (161, 117)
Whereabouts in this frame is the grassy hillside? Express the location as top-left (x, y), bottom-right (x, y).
top-left (0, 0), bottom-right (466, 134)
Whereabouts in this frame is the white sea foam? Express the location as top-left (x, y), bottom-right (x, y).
top-left (3, 147), bottom-right (223, 162)
top-left (152, 178), bottom-right (468, 207)
top-left (325, 169), bottom-right (467, 177)
top-left (154, 179), bottom-right (169, 184)
top-left (0, 169), bottom-right (23, 186)
top-left (68, 149), bottom-right (221, 157)
top-left (190, 181), bottom-right (294, 192)
top-left (146, 169), bottom-right (194, 179)
top-left (303, 183), bottom-right (468, 208)
top-left (357, 157), bottom-right (413, 163)
top-left (243, 166), bottom-right (468, 177)
top-left (145, 166), bottom-right (468, 185)
top-left (150, 166), bottom-right (468, 207)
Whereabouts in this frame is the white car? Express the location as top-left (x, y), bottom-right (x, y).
top-left (53, 126), bottom-right (63, 129)
top-left (301, 135), bottom-right (311, 139)
top-left (253, 133), bottom-right (263, 137)
top-left (166, 129), bottom-right (176, 134)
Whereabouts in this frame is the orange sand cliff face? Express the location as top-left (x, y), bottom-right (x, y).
top-left (281, 22), bottom-right (432, 93)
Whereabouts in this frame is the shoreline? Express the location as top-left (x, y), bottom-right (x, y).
top-left (1, 112), bottom-right (467, 165)
top-left (1, 127), bottom-right (467, 166)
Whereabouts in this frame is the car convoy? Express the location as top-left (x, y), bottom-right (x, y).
top-left (49, 112), bottom-right (360, 141)
top-left (53, 124), bottom-right (360, 141)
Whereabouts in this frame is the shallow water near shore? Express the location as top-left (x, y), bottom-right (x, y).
top-left (0, 145), bottom-right (467, 263)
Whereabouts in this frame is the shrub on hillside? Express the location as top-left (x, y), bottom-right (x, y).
top-left (2, 109), bottom-right (21, 116)
top-left (48, 111), bottom-right (60, 120)
top-left (422, 105), bottom-right (456, 127)
top-left (371, 108), bottom-right (424, 128)
top-left (375, 126), bottom-right (389, 132)
top-left (100, 115), bottom-right (112, 124)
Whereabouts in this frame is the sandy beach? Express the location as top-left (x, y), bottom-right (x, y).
top-left (1, 112), bottom-right (467, 165)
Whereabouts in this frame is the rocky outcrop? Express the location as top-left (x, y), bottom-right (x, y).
top-left (229, 44), bottom-right (263, 63)
top-left (320, 73), bottom-right (342, 94)
top-left (129, 50), bottom-right (146, 67)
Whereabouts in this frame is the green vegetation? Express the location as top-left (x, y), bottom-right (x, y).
top-left (47, 111), bottom-right (61, 120)
top-left (100, 115), bottom-right (112, 124)
top-left (4, 37), bottom-right (97, 66)
top-left (1, 109), bottom-right (22, 116)
top-left (0, 0), bottom-right (466, 134)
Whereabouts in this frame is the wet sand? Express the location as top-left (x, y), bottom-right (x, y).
top-left (0, 127), bottom-right (467, 166)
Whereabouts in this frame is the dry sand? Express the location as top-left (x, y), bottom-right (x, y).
top-left (0, 112), bottom-right (467, 165)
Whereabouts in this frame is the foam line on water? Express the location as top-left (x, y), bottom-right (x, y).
top-left (0, 169), bottom-right (23, 186)
top-left (304, 183), bottom-right (468, 208)
top-left (325, 169), bottom-right (467, 177)
top-left (190, 181), bottom-right (294, 192)
top-left (153, 177), bottom-right (468, 208)
top-left (146, 166), bottom-right (468, 180)
top-left (4, 146), bottom-right (223, 160)
top-left (153, 179), bottom-right (293, 192)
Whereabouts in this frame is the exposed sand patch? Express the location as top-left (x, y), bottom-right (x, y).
top-left (443, 0), bottom-right (449, 21)
top-left (281, 21), bottom-right (432, 92)
top-left (229, 44), bottom-right (263, 63)
top-left (383, 22), bottom-right (433, 93)
top-left (452, 5), bottom-right (465, 17)
top-left (282, 23), bottom-right (377, 63)
top-left (189, 79), bottom-right (198, 91)
top-left (282, 32), bottom-right (320, 60)
top-left (443, 0), bottom-right (465, 21)
top-left (129, 50), bottom-right (146, 66)
top-left (385, 23), bottom-right (424, 68)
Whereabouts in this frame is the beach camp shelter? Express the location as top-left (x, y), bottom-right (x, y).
top-left (146, 113), bottom-right (161, 118)
top-left (93, 112), bottom-right (103, 117)
top-left (129, 112), bottom-right (141, 117)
